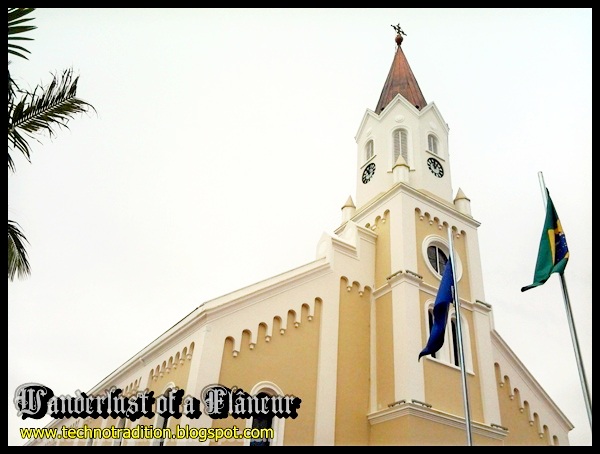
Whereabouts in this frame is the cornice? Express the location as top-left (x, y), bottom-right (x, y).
top-left (368, 402), bottom-right (507, 441)
top-left (335, 182), bottom-right (480, 237)
top-left (87, 258), bottom-right (334, 393)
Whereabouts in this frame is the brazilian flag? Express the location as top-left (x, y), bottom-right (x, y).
top-left (521, 188), bottom-right (569, 292)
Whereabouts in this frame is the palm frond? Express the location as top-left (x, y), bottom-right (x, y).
top-left (8, 8), bottom-right (36, 60)
top-left (8, 68), bottom-right (96, 171)
top-left (8, 220), bottom-right (31, 281)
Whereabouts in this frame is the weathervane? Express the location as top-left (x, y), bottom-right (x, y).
top-left (391, 24), bottom-right (406, 36)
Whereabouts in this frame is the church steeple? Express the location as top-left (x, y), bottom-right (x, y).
top-left (354, 25), bottom-right (452, 208)
top-left (374, 25), bottom-right (427, 114)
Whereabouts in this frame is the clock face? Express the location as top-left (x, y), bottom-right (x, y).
top-left (427, 157), bottom-right (444, 178)
top-left (362, 162), bottom-right (376, 184)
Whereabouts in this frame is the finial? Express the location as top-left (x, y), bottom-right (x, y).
top-left (391, 23), bottom-right (406, 45)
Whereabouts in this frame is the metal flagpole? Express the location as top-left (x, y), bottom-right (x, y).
top-left (537, 172), bottom-right (592, 430)
top-left (447, 226), bottom-right (473, 446)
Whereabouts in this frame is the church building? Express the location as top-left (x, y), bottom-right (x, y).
top-left (26, 28), bottom-right (573, 446)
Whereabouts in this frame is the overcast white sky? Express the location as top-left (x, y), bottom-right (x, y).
top-left (8, 8), bottom-right (591, 446)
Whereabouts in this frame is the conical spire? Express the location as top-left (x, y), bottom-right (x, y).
top-left (374, 25), bottom-right (427, 114)
top-left (341, 196), bottom-right (356, 223)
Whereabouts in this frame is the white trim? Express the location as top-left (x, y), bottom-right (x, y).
top-left (367, 403), bottom-right (507, 441)
top-left (449, 309), bottom-right (474, 374)
top-left (421, 300), bottom-right (474, 374)
top-left (84, 258), bottom-right (332, 397)
top-left (242, 381), bottom-right (285, 446)
top-left (421, 234), bottom-right (463, 280)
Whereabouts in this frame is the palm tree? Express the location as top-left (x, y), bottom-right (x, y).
top-left (8, 8), bottom-right (95, 280)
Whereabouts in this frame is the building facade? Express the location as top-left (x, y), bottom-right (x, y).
top-left (26, 30), bottom-right (573, 447)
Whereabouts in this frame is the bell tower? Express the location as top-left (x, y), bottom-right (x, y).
top-left (354, 25), bottom-right (453, 209)
top-left (337, 25), bottom-right (500, 431)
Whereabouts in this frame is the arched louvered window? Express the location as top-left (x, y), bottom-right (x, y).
top-left (427, 134), bottom-right (439, 155)
top-left (393, 129), bottom-right (408, 164)
top-left (365, 140), bottom-right (374, 161)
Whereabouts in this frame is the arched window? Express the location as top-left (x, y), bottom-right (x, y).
top-left (250, 392), bottom-right (273, 446)
top-left (393, 129), bottom-right (408, 163)
top-left (427, 245), bottom-right (448, 275)
top-left (113, 417), bottom-right (127, 446)
top-left (422, 235), bottom-right (463, 281)
top-left (427, 134), bottom-right (438, 155)
top-left (451, 317), bottom-right (460, 367)
top-left (448, 311), bottom-right (474, 373)
top-left (365, 140), bottom-right (374, 161)
top-left (153, 384), bottom-right (176, 446)
top-left (427, 307), bottom-right (437, 359)
top-left (245, 382), bottom-right (285, 446)
top-left (423, 303), bottom-right (473, 371)
top-left (157, 412), bottom-right (170, 446)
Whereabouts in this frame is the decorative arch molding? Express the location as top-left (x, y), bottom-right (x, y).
top-left (493, 362), bottom-right (561, 444)
top-left (533, 412), bottom-right (542, 437)
top-left (542, 424), bottom-right (551, 443)
top-left (340, 276), bottom-right (372, 297)
top-left (513, 388), bottom-right (523, 411)
top-left (523, 400), bottom-right (533, 424)
top-left (120, 377), bottom-right (142, 397)
top-left (149, 341), bottom-right (195, 381)
top-left (364, 209), bottom-right (390, 231)
top-left (223, 298), bottom-right (322, 357)
top-left (415, 208), bottom-right (467, 239)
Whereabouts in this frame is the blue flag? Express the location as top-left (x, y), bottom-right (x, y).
top-left (419, 260), bottom-right (454, 360)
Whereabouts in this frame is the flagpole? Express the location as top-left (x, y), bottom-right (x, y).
top-left (447, 226), bottom-right (473, 446)
top-left (537, 172), bottom-right (592, 430)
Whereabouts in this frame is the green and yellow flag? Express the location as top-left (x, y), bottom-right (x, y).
top-left (521, 188), bottom-right (569, 292)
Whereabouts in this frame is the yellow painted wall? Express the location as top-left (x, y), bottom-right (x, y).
top-left (213, 302), bottom-right (322, 446)
top-left (373, 211), bottom-right (391, 289)
top-left (495, 365), bottom-right (552, 445)
top-left (415, 210), bottom-right (484, 422)
top-left (335, 279), bottom-right (371, 445)
top-left (375, 291), bottom-right (394, 411)
top-left (414, 210), bottom-right (471, 303)
top-left (128, 346), bottom-right (194, 446)
top-left (422, 356), bottom-right (483, 423)
top-left (371, 211), bottom-right (394, 410)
